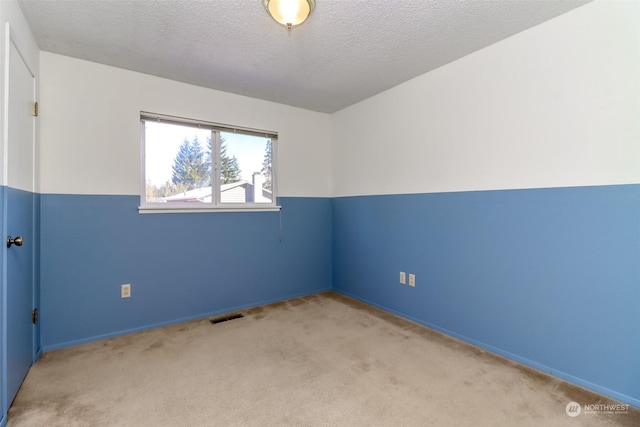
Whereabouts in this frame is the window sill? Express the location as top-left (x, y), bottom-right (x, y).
top-left (138, 205), bottom-right (282, 214)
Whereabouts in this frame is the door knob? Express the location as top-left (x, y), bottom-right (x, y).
top-left (7, 236), bottom-right (23, 248)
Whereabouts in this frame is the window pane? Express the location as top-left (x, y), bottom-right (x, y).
top-left (219, 132), bottom-right (273, 204)
top-left (144, 121), bottom-right (212, 203)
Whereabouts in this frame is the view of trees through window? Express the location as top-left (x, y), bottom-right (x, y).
top-left (143, 119), bottom-right (274, 205)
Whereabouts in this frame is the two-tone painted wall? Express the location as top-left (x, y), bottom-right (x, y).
top-left (20, 0), bottom-right (640, 415)
top-left (38, 53), bottom-right (334, 349)
top-left (332, 0), bottom-right (639, 407)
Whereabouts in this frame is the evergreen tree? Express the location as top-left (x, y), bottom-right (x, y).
top-left (206, 136), bottom-right (242, 184)
top-left (220, 139), bottom-right (242, 184)
top-left (171, 136), bottom-right (209, 190)
top-left (261, 139), bottom-right (272, 191)
top-left (206, 136), bottom-right (213, 184)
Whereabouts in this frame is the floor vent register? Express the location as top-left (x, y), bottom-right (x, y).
top-left (210, 313), bottom-right (245, 324)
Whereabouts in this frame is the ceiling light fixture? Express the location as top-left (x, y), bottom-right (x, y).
top-left (263, 0), bottom-right (315, 31)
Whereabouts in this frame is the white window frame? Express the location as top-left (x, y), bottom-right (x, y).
top-left (139, 112), bottom-right (280, 214)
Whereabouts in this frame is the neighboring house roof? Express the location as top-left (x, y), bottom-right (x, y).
top-left (161, 178), bottom-right (272, 204)
top-left (162, 185), bottom-right (218, 203)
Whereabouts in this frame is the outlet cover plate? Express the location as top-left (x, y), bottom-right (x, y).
top-left (121, 284), bottom-right (131, 298)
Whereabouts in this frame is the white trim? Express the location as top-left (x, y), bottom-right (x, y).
top-left (3, 23), bottom-right (10, 188)
top-left (270, 137), bottom-right (278, 207)
top-left (139, 119), bottom-right (146, 208)
top-left (212, 130), bottom-right (221, 205)
top-left (138, 205), bottom-right (282, 214)
top-left (140, 113), bottom-right (278, 213)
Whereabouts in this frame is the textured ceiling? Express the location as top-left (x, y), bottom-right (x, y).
top-left (18, 0), bottom-right (591, 113)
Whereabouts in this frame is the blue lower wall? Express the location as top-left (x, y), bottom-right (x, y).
top-left (40, 196), bottom-right (332, 349)
top-left (332, 184), bottom-right (640, 407)
top-left (33, 185), bottom-right (640, 407)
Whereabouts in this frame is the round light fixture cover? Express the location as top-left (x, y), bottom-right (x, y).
top-left (263, 0), bottom-right (315, 29)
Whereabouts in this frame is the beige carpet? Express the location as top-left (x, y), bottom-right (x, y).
top-left (8, 292), bottom-right (639, 426)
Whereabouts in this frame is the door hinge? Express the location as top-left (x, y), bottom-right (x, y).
top-left (32, 308), bottom-right (38, 324)
top-left (32, 102), bottom-right (38, 117)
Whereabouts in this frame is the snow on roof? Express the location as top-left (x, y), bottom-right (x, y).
top-left (162, 181), bottom-right (252, 202)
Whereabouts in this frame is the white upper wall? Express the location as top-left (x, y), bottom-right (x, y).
top-left (0, 0), bottom-right (39, 190)
top-left (39, 52), bottom-right (332, 197)
top-left (332, 0), bottom-right (640, 197)
top-left (35, 0), bottom-right (640, 198)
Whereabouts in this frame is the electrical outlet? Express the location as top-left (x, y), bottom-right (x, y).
top-left (400, 271), bottom-right (406, 285)
top-left (121, 284), bottom-right (131, 298)
top-left (409, 274), bottom-right (416, 287)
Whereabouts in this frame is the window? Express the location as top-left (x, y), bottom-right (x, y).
top-left (140, 112), bottom-right (278, 213)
